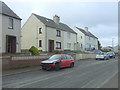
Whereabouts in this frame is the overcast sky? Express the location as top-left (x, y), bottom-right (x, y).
top-left (3, 0), bottom-right (118, 47)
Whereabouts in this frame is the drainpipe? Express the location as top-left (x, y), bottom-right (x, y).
top-left (45, 26), bottom-right (47, 52)
top-left (76, 33), bottom-right (77, 50)
top-left (36, 25), bottom-right (38, 49)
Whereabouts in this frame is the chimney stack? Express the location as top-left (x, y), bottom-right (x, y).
top-left (53, 15), bottom-right (60, 24)
top-left (84, 27), bottom-right (88, 32)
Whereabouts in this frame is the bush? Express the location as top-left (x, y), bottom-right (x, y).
top-left (29, 46), bottom-right (40, 55)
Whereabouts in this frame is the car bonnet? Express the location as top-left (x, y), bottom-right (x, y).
top-left (41, 59), bottom-right (59, 63)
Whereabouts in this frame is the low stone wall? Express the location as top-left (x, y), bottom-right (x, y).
top-left (11, 55), bottom-right (51, 60)
top-left (2, 53), bottom-right (96, 70)
top-left (75, 53), bottom-right (96, 60)
top-left (2, 55), bottom-right (51, 70)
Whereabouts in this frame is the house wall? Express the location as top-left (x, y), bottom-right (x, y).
top-left (73, 27), bottom-right (98, 51)
top-left (63, 31), bottom-right (77, 50)
top-left (21, 14), bottom-right (46, 51)
top-left (1, 15), bottom-right (21, 53)
top-left (73, 27), bottom-right (85, 50)
top-left (85, 35), bottom-right (98, 50)
top-left (46, 27), bottom-right (64, 51)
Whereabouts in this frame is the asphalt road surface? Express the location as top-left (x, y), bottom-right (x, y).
top-left (2, 57), bottom-right (118, 88)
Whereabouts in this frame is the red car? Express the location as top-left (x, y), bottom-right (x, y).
top-left (41, 54), bottom-right (74, 71)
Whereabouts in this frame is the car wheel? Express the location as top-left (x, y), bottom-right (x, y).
top-left (104, 57), bottom-right (107, 60)
top-left (55, 63), bottom-right (60, 71)
top-left (70, 63), bottom-right (74, 68)
top-left (42, 67), bottom-right (46, 70)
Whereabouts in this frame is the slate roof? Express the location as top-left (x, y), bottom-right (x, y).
top-left (33, 13), bottom-right (77, 34)
top-left (0, 1), bottom-right (21, 20)
top-left (75, 27), bottom-right (98, 39)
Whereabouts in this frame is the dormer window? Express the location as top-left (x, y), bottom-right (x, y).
top-left (56, 30), bottom-right (61, 37)
top-left (39, 28), bottom-right (42, 34)
top-left (8, 18), bottom-right (13, 29)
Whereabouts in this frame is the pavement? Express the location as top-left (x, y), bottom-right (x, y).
top-left (2, 59), bottom-right (91, 76)
top-left (2, 58), bottom-right (118, 88)
top-left (2, 66), bottom-right (41, 76)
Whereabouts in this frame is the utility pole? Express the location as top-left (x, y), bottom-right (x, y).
top-left (112, 38), bottom-right (114, 52)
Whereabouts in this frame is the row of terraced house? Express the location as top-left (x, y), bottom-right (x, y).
top-left (0, 1), bottom-right (98, 54)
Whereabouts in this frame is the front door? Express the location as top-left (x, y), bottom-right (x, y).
top-left (49, 40), bottom-right (54, 52)
top-left (6, 35), bottom-right (16, 53)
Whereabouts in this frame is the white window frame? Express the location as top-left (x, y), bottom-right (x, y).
top-left (39, 28), bottom-right (42, 34)
top-left (67, 43), bottom-right (71, 49)
top-left (8, 18), bottom-right (13, 29)
top-left (56, 42), bottom-right (61, 49)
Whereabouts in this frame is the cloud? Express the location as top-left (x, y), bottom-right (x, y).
top-left (99, 36), bottom-right (118, 47)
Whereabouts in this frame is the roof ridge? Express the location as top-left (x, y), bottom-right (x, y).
top-left (76, 26), bottom-right (98, 39)
top-left (33, 13), bottom-right (77, 34)
top-left (33, 13), bottom-right (53, 21)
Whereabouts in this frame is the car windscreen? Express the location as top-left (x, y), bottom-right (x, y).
top-left (107, 52), bottom-right (114, 54)
top-left (49, 55), bottom-right (61, 60)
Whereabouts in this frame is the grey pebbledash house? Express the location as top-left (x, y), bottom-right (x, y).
top-left (0, 1), bottom-right (22, 54)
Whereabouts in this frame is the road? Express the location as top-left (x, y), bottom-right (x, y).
top-left (2, 57), bottom-right (118, 88)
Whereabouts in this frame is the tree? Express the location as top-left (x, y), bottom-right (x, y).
top-left (98, 41), bottom-right (102, 50)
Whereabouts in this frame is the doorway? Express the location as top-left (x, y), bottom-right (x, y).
top-left (6, 35), bottom-right (16, 53)
top-left (48, 40), bottom-right (54, 52)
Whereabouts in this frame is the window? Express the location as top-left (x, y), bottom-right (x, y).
top-left (56, 42), bottom-right (61, 49)
top-left (8, 18), bottom-right (13, 29)
top-left (67, 32), bottom-right (71, 39)
top-left (49, 55), bottom-right (61, 60)
top-left (81, 44), bottom-right (83, 48)
top-left (66, 55), bottom-right (73, 59)
top-left (39, 40), bottom-right (42, 47)
top-left (61, 55), bottom-right (67, 60)
top-left (67, 43), bottom-right (71, 49)
top-left (89, 37), bottom-right (91, 40)
top-left (89, 44), bottom-right (91, 48)
top-left (39, 28), bottom-right (42, 34)
top-left (81, 36), bottom-right (82, 39)
top-left (56, 30), bottom-right (61, 37)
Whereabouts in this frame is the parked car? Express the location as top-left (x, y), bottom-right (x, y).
top-left (106, 52), bottom-right (115, 58)
top-left (92, 50), bottom-right (102, 54)
top-left (41, 54), bottom-right (74, 71)
top-left (96, 52), bottom-right (110, 60)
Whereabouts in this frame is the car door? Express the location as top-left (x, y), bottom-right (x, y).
top-left (66, 55), bottom-right (73, 66)
top-left (60, 55), bottom-right (67, 67)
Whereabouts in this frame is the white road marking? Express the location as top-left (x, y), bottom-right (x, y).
top-left (96, 72), bottom-right (118, 88)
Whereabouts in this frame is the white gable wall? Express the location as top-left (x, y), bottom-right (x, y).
top-left (73, 27), bottom-right (86, 50)
top-left (21, 14), bottom-right (46, 51)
